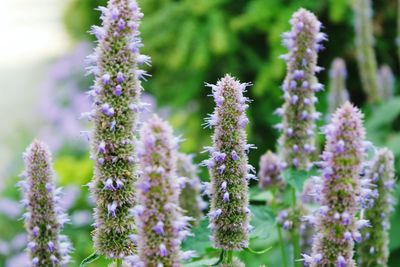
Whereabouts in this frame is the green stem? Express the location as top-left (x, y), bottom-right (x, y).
top-left (291, 187), bottom-right (297, 206)
top-left (272, 187), bottom-right (288, 267)
top-left (116, 259), bottom-right (122, 267)
top-left (226, 250), bottom-right (233, 264)
top-left (277, 225), bottom-right (288, 267)
top-left (291, 187), bottom-right (301, 267)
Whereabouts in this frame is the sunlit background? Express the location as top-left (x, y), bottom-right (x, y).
top-left (1, 0), bottom-right (400, 266)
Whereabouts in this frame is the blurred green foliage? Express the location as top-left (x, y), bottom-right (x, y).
top-left (1, 0), bottom-right (400, 266)
top-left (63, 0), bottom-right (399, 165)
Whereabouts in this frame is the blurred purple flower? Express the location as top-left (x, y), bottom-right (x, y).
top-left (6, 252), bottom-right (29, 267)
top-left (10, 233), bottom-right (27, 251)
top-left (37, 42), bottom-right (93, 151)
top-left (0, 198), bottom-right (22, 219)
top-left (71, 210), bottom-right (93, 227)
top-left (0, 241), bottom-right (10, 255)
top-left (59, 185), bottom-right (80, 210)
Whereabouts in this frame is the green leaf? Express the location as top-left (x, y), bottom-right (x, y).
top-left (184, 258), bottom-right (220, 267)
top-left (329, 0), bottom-right (348, 22)
top-left (182, 219), bottom-right (212, 257)
top-left (244, 246), bottom-right (272, 255)
top-left (250, 205), bottom-right (276, 241)
top-left (282, 168), bottom-right (317, 193)
top-left (249, 186), bottom-right (273, 202)
top-left (366, 97), bottom-right (400, 130)
top-left (80, 252), bottom-right (100, 267)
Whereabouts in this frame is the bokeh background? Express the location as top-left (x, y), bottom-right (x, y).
top-left (1, 0), bottom-right (400, 266)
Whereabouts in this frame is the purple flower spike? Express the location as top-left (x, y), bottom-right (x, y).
top-left (20, 140), bottom-right (71, 266)
top-left (310, 102), bottom-right (366, 266)
top-left (87, 0), bottom-right (150, 258)
top-left (136, 117), bottom-right (190, 266)
top-left (278, 8), bottom-right (325, 169)
top-left (377, 65), bottom-right (395, 101)
top-left (358, 148), bottom-right (395, 266)
top-left (177, 153), bottom-right (205, 226)
top-left (203, 75), bottom-right (251, 250)
top-left (328, 58), bottom-right (349, 115)
top-left (258, 151), bottom-right (284, 189)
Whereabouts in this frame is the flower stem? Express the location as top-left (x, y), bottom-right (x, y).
top-left (272, 188), bottom-right (288, 267)
top-left (277, 225), bottom-right (288, 267)
top-left (226, 250), bottom-right (233, 264)
top-left (116, 259), bottom-right (122, 267)
top-left (291, 188), bottom-right (301, 267)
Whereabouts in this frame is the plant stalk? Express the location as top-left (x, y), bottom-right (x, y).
top-left (291, 187), bottom-right (301, 267)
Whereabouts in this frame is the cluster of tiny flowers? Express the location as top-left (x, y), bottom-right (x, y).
top-left (277, 208), bottom-right (304, 232)
top-left (133, 116), bottom-right (194, 267)
top-left (328, 58), bottom-right (349, 115)
top-left (277, 8), bottom-right (325, 170)
top-left (177, 153), bottom-right (206, 226)
top-left (358, 148), bottom-right (396, 267)
top-left (258, 151), bottom-right (285, 189)
top-left (19, 140), bottom-right (71, 266)
top-left (203, 74), bottom-right (253, 250)
top-left (377, 65), bottom-right (395, 102)
top-left (303, 102), bottom-right (367, 266)
top-left (353, 0), bottom-right (380, 103)
top-left (84, 0), bottom-right (151, 258)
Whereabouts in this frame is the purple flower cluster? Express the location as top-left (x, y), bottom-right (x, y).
top-left (134, 116), bottom-right (193, 266)
top-left (377, 65), bottom-right (395, 101)
top-left (177, 153), bottom-right (206, 226)
top-left (85, 0), bottom-right (150, 258)
top-left (38, 42), bottom-right (93, 151)
top-left (304, 102), bottom-right (366, 266)
top-left (328, 58), bottom-right (349, 115)
top-left (277, 8), bottom-right (325, 170)
top-left (258, 150), bottom-right (285, 189)
top-left (358, 148), bottom-right (396, 266)
top-left (203, 74), bottom-right (253, 250)
top-left (20, 140), bottom-right (71, 266)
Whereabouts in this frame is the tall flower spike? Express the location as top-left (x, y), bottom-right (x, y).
top-left (203, 74), bottom-right (252, 250)
top-left (258, 150), bottom-right (285, 189)
top-left (177, 153), bottom-right (205, 226)
top-left (358, 148), bottom-right (396, 267)
top-left (278, 8), bottom-right (325, 170)
top-left (135, 116), bottom-right (191, 266)
top-left (306, 102), bottom-right (366, 266)
top-left (353, 0), bottom-right (381, 103)
top-left (328, 58), bottom-right (349, 115)
top-left (378, 65), bottom-right (395, 101)
top-left (87, 0), bottom-right (150, 258)
top-left (21, 140), bottom-right (71, 267)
